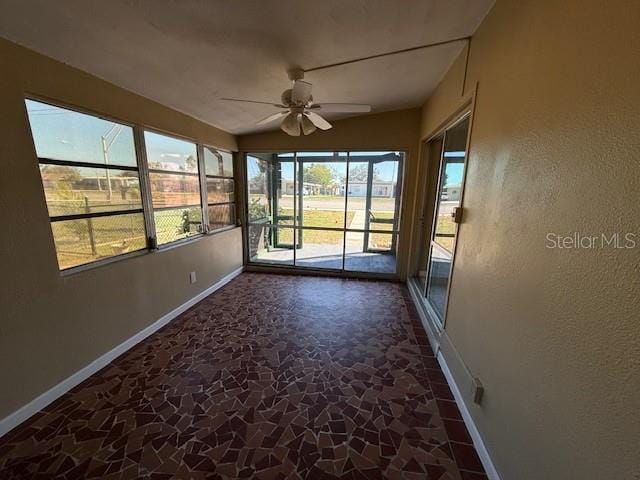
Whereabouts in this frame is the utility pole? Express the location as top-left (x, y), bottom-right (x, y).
top-left (101, 124), bottom-right (123, 201)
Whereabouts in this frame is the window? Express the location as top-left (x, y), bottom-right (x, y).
top-left (144, 131), bottom-right (203, 245)
top-left (25, 99), bottom-right (147, 270)
top-left (203, 147), bottom-right (236, 231)
top-left (26, 98), bottom-right (238, 272)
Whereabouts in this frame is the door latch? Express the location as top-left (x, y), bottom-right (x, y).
top-left (451, 207), bottom-right (464, 224)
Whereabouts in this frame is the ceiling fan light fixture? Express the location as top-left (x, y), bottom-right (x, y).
top-left (291, 80), bottom-right (313, 105)
top-left (280, 112), bottom-right (301, 136)
top-left (300, 114), bottom-right (317, 135)
top-left (222, 73), bottom-right (371, 136)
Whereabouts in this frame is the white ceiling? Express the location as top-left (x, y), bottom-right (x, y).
top-left (0, 0), bottom-right (493, 135)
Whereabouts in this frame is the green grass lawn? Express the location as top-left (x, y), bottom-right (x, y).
top-left (278, 229), bottom-right (343, 245)
top-left (279, 208), bottom-right (354, 229)
top-left (433, 214), bottom-right (456, 251)
top-left (51, 213), bottom-right (147, 269)
top-left (277, 209), bottom-right (354, 243)
top-left (154, 208), bottom-right (202, 245)
top-left (275, 208), bottom-right (398, 249)
top-left (369, 210), bottom-right (395, 231)
top-left (368, 211), bottom-right (396, 249)
top-left (52, 208), bottom-right (203, 269)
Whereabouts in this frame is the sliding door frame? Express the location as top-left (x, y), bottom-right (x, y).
top-left (243, 149), bottom-right (406, 279)
top-left (424, 114), bottom-right (469, 327)
top-left (412, 99), bottom-right (475, 330)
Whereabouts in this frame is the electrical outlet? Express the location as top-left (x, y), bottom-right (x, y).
top-left (471, 377), bottom-right (484, 405)
top-left (189, 271), bottom-right (197, 284)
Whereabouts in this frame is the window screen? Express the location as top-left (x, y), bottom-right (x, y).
top-left (203, 147), bottom-right (236, 231)
top-left (144, 131), bottom-right (203, 245)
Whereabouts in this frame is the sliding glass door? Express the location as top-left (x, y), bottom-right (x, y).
top-left (246, 153), bottom-right (294, 264)
top-left (344, 152), bottom-right (402, 272)
top-left (245, 151), bottom-right (404, 275)
top-left (295, 152), bottom-right (347, 269)
top-left (416, 137), bottom-right (444, 291)
top-left (414, 114), bottom-right (471, 324)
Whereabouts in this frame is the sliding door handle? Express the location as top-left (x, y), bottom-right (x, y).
top-left (451, 207), bottom-right (464, 224)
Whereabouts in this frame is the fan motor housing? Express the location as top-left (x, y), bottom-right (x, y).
top-left (282, 89), bottom-right (312, 107)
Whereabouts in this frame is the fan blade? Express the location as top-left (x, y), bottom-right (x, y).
top-left (281, 112), bottom-right (301, 136)
top-left (305, 112), bottom-right (332, 131)
top-left (310, 103), bottom-right (371, 113)
top-left (291, 80), bottom-right (313, 105)
top-left (300, 115), bottom-right (317, 135)
top-left (221, 97), bottom-right (286, 108)
top-left (256, 111), bottom-right (288, 125)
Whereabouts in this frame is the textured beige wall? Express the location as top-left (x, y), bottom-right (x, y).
top-left (238, 109), bottom-right (422, 279)
top-left (0, 39), bottom-right (242, 419)
top-left (416, 1), bottom-right (640, 479)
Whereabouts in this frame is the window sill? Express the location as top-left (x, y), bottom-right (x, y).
top-left (60, 248), bottom-right (150, 277)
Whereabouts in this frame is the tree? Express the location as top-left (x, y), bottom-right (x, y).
top-left (249, 165), bottom-right (267, 193)
top-left (347, 164), bottom-right (381, 182)
top-left (185, 154), bottom-right (198, 172)
top-left (40, 165), bottom-right (82, 202)
top-left (303, 164), bottom-right (335, 187)
top-left (41, 165), bottom-right (81, 184)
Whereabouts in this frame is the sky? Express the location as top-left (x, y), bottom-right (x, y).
top-left (144, 130), bottom-right (197, 172)
top-left (26, 99), bottom-right (215, 176)
top-left (442, 153), bottom-right (465, 187)
top-left (26, 99), bottom-right (137, 167)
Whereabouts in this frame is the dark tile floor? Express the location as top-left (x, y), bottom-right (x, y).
top-left (0, 273), bottom-right (486, 479)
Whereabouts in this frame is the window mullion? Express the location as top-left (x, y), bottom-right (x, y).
top-left (230, 152), bottom-right (237, 227)
top-left (134, 125), bottom-right (157, 249)
top-left (148, 168), bottom-right (200, 176)
top-left (153, 204), bottom-right (202, 212)
top-left (49, 208), bottom-right (145, 222)
top-left (205, 174), bottom-right (234, 180)
top-left (38, 157), bottom-right (139, 171)
top-left (197, 143), bottom-right (209, 233)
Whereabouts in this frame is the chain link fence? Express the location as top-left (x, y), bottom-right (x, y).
top-left (48, 196), bottom-right (232, 268)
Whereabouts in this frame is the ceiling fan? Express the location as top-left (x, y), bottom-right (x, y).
top-left (221, 69), bottom-right (371, 136)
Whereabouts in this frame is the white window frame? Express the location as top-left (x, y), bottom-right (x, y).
top-left (200, 144), bottom-right (237, 234)
top-left (143, 128), bottom-right (205, 247)
top-left (23, 95), bottom-right (239, 275)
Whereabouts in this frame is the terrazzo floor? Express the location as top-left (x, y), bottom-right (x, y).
top-left (0, 273), bottom-right (486, 479)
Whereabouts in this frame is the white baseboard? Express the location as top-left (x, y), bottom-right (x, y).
top-left (406, 279), bottom-right (441, 354)
top-left (406, 279), bottom-right (501, 480)
top-left (0, 266), bottom-right (244, 438)
top-left (437, 350), bottom-right (502, 480)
